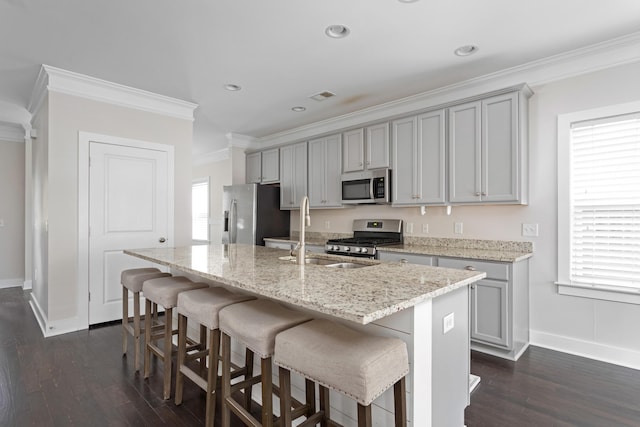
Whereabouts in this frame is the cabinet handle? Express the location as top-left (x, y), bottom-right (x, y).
top-left (464, 266), bottom-right (476, 271)
top-left (475, 192), bottom-right (481, 197)
top-left (400, 259), bottom-right (408, 264)
top-left (471, 285), bottom-right (476, 289)
top-left (366, 161), bottom-right (371, 165)
top-left (481, 192), bottom-right (487, 196)
top-left (359, 162), bottom-right (363, 166)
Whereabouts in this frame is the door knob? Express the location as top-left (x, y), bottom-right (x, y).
top-left (159, 237), bottom-right (166, 243)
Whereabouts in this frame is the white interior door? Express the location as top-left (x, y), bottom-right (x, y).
top-left (89, 141), bottom-right (171, 324)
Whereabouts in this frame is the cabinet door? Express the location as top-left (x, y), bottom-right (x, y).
top-left (482, 92), bottom-right (519, 202)
top-left (449, 101), bottom-right (481, 203)
top-left (280, 142), bottom-right (308, 209)
top-left (323, 134), bottom-right (342, 207)
top-left (246, 152), bottom-right (262, 184)
top-left (417, 110), bottom-right (446, 204)
top-left (391, 116), bottom-right (418, 205)
top-left (261, 148), bottom-right (280, 183)
top-left (366, 123), bottom-right (390, 169)
top-left (308, 138), bottom-right (326, 207)
top-left (342, 128), bottom-right (364, 172)
top-left (470, 279), bottom-right (510, 348)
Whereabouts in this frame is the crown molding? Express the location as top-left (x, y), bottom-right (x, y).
top-left (193, 148), bottom-right (229, 166)
top-left (28, 65), bottom-right (198, 121)
top-left (225, 132), bottom-right (258, 150)
top-left (0, 122), bottom-right (26, 143)
top-left (257, 31), bottom-right (640, 147)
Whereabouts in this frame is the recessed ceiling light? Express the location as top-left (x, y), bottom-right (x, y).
top-left (291, 106), bottom-right (306, 112)
top-left (454, 45), bottom-right (479, 57)
top-left (223, 83), bottom-right (241, 91)
top-left (398, 0), bottom-right (420, 3)
top-left (325, 24), bottom-right (350, 39)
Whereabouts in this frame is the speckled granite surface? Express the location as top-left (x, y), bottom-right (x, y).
top-left (125, 244), bottom-right (485, 325)
top-left (265, 236), bottom-right (533, 262)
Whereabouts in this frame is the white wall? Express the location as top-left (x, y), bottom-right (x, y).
top-left (33, 91), bottom-right (193, 326)
top-left (192, 157), bottom-right (233, 245)
top-left (292, 61), bottom-right (640, 368)
top-left (0, 140), bottom-right (25, 287)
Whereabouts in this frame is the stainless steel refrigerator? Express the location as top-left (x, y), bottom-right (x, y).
top-left (222, 184), bottom-right (290, 245)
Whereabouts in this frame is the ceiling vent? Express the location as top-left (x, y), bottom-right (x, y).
top-left (309, 91), bottom-right (336, 101)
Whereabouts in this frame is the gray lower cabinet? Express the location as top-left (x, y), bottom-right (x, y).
top-left (437, 257), bottom-right (529, 360)
top-left (379, 250), bottom-right (530, 361)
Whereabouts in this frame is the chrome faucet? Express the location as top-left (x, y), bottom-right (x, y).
top-left (296, 196), bottom-right (311, 265)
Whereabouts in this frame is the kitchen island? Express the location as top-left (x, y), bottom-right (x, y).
top-left (125, 244), bottom-right (486, 427)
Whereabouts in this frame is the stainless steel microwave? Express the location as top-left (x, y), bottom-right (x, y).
top-left (341, 169), bottom-right (391, 205)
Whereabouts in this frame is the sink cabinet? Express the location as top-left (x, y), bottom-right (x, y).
top-left (342, 123), bottom-right (390, 173)
top-left (308, 134), bottom-right (342, 208)
top-left (280, 142), bottom-right (308, 209)
top-left (246, 148), bottom-right (279, 184)
top-left (391, 110), bottom-right (446, 206)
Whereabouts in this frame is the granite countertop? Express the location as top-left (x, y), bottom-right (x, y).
top-left (125, 244), bottom-right (485, 325)
top-left (265, 235), bottom-right (533, 263)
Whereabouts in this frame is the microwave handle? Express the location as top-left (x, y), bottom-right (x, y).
top-left (370, 180), bottom-right (375, 200)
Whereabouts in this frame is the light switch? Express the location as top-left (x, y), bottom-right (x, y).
top-left (454, 222), bottom-right (463, 234)
top-left (443, 312), bottom-right (455, 334)
top-left (522, 223), bottom-right (539, 237)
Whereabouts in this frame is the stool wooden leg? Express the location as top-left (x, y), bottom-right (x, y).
top-left (357, 404), bottom-right (372, 427)
top-left (199, 324), bottom-right (207, 378)
top-left (261, 357), bottom-right (273, 427)
top-left (278, 367), bottom-right (292, 427)
top-left (305, 379), bottom-right (316, 417)
top-left (133, 291), bottom-right (141, 372)
top-left (393, 377), bottom-right (407, 427)
top-left (221, 332), bottom-right (232, 427)
top-left (319, 385), bottom-right (330, 427)
top-left (144, 299), bottom-right (152, 379)
top-left (243, 348), bottom-right (254, 409)
top-left (206, 329), bottom-right (221, 427)
top-left (122, 286), bottom-right (129, 356)
top-left (163, 307), bottom-right (173, 400)
top-left (175, 313), bottom-right (187, 405)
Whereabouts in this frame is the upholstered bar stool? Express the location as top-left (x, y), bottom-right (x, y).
top-left (219, 299), bottom-right (313, 427)
top-left (174, 287), bottom-right (256, 427)
top-left (275, 319), bottom-right (410, 427)
top-left (121, 268), bottom-right (171, 372)
top-left (142, 276), bottom-right (208, 399)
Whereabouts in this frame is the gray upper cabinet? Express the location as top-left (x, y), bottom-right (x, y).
top-left (246, 148), bottom-right (279, 184)
top-left (392, 110), bottom-right (446, 206)
top-left (342, 123), bottom-right (390, 173)
top-left (449, 91), bottom-right (528, 204)
top-left (280, 142), bottom-right (308, 209)
top-left (308, 134), bottom-right (342, 208)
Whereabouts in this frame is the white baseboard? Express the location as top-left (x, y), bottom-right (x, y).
top-left (0, 278), bottom-right (25, 289)
top-left (23, 279), bottom-right (32, 290)
top-left (531, 330), bottom-right (640, 371)
top-left (29, 293), bottom-right (88, 338)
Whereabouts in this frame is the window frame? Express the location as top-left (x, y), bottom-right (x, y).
top-left (192, 177), bottom-right (210, 243)
top-left (556, 100), bottom-right (640, 305)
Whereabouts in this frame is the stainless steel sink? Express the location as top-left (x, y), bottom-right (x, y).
top-left (325, 262), bottom-right (368, 269)
top-left (279, 256), bottom-right (370, 268)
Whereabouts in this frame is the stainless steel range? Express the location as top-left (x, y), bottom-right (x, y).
top-left (325, 219), bottom-right (403, 259)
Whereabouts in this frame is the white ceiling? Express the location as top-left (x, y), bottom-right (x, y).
top-left (1, 0), bottom-right (639, 154)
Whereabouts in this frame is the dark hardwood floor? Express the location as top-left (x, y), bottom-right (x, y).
top-left (1, 287), bottom-right (639, 426)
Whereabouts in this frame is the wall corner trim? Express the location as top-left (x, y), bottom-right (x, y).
top-left (28, 64), bottom-right (199, 121)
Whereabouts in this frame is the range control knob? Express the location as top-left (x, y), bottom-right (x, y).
top-left (342, 246), bottom-right (350, 252)
top-left (360, 247), bottom-right (368, 254)
top-left (353, 247), bottom-right (361, 253)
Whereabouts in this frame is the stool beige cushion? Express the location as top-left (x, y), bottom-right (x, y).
top-left (274, 319), bottom-right (409, 406)
top-left (177, 287), bottom-right (256, 330)
top-left (121, 268), bottom-right (171, 292)
top-left (142, 277), bottom-right (208, 308)
top-left (219, 299), bottom-right (312, 359)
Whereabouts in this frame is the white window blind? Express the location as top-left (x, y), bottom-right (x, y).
top-left (192, 178), bottom-right (209, 241)
top-left (569, 112), bottom-right (640, 291)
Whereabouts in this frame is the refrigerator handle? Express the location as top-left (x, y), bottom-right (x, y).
top-left (223, 210), bottom-right (229, 232)
top-left (230, 199), bottom-right (238, 244)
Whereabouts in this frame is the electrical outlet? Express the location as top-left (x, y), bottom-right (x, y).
top-left (443, 312), bottom-right (455, 334)
top-left (454, 222), bottom-right (463, 234)
top-left (522, 223), bottom-right (539, 237)
top-left (325, 221), bottom-right (330, 230)
top-left (422, 223), bottom-right (429, 234)
top-left (407, 222), bottom-right (414, 234)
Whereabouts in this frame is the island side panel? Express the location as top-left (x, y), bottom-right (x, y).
top-left (431, 285), bottom-right (471, 427)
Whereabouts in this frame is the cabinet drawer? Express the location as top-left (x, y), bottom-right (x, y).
top-left (378, 251), bottom-right (434, 266)
top-left (437, 258), bottom-right (509, 280)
